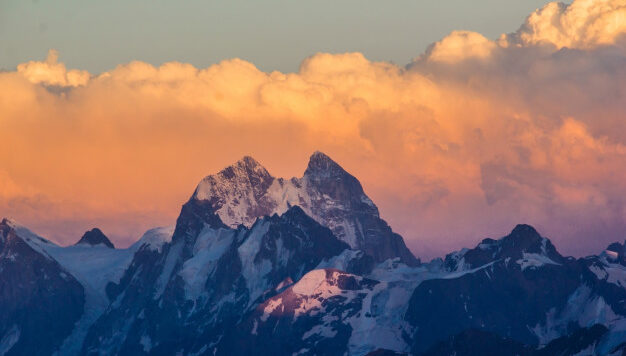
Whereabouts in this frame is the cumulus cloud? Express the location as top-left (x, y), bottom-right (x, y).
top-left (16, 49), bottom-right (90, 87)
top-left (424, 31), bottom-right (497, 63)
top-left (2, 0), bottom-right (626, 257)
top-left (509, 0), bottom-right (626, 49)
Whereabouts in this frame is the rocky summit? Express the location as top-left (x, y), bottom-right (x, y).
top-left (75, 228), bottom-right (115, 249)
top-left (192, 151), bottom-right (419, 266)
top-left (1, 153), bottom-right (626, 355)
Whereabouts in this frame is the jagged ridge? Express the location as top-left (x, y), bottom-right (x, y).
top-left (192, 152), bottom-right (419, 266)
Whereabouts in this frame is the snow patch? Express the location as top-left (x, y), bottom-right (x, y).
top-left (603, 264), bottom-right (626, 288)
top-left (532, 285), bottom-right (621, 345)
top-left (302, 324), bottom-right (337, 340)
top-left (605, 250), bottom-right (619, 261)
top-left (251, 320), bottom-right (258, 335)
top-left (590, 264), bottom-right (609, 280)
top-left (133, 226), bottom-right (174, 252)
top-left (292, 269), bottom-right (328, 295)
top-left (275, 277), bottom-right (294, 292)
top-left (179, 227), bottom-right (236, 301)
top-left (316, 249), bottom-right (362, 272)
top-left (0, 325), bottom-right (20, 356)
top-left (238, 221), bottom-right (274, 304)
top-left (516, 252), bottom-right (560, 270)
top-left (155, 240), bottom-right (184, 298)
top-left (140, 334), bottom-right (153, 353)
top-left (261, 298), bottom-right (283, 322)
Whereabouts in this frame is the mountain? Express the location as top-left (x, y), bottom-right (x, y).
top-left (217, 264), bottom-right (428, 356)
top-left (192, 152), bottom-right (419, 266)
top-left (218, 268), bottom-right (383, 355)
top-left (442, 224), bottom-right (564, 271)
top-left (604, 241), bottom-right (626, 266)
top-left (75, 228), bottom-right (115, 248)
top-left (1, 153), bottom-right (626, 355)
top-left (406, 225), bottom-right (626, 354)
top-left (0, 219), bottom-right (163, 355)
top-left (80, 203), bottom-right (353, 355)
top-left (0, 219), bottom-right (85, 356)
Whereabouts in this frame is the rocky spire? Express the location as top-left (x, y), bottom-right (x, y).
top-left (304, 151), bottom-right (348, 178)
top-left (75, 228), bottom-right (115, 248)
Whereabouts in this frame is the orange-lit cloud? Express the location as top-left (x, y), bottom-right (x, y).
top-left (2, 0), bottom-right (626, 258)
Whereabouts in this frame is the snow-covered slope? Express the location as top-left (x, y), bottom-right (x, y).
top-left (2, 219), bottom-right (174, 356)
top-left (219, 264), bottom-right (437, 356)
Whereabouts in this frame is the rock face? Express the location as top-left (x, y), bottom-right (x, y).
top-left (75, 228), bottom-right (115, 248)
top-left (3, 154), bottom-right (626, 356)
top-left (605, 240), bottom-right (626, 265)
top-left (192, 152), bottom-right (419, 266)
top-left (0, 219), bottom-right (85, 356)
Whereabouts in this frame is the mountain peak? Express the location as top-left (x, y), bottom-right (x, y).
top-left (446, 224), bottom-right (562, 271)
top-left (605, 241), bottom-right (626, 264)
top-left (190, 156), bottom-right (276, 228)
top-left (193, 156), bottom-right (273, 201)
top-left (304, 151), bottom-right (346, 177)
top-left (186, 151), bottom-right (418, 265)
top-left (0, 218), bottom-right (16, 243)
top-left (499, 224), bottom-right (559, 258)
top-left (510, 224), bottom-right (540, 236)
top-left (0, 217), bottom-right (17, 228)
top-left (235, 155), bottom-right (263, 169)
top-left (221, 155), bottom-right (271, 180)
top-left (606, 241), bottom-right (626, 254)
top-left (75, 228), bottom-right (115, 248)
top-left (506, 224), bottom-right (543, 245)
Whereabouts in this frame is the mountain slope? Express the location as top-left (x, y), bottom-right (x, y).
top-left (218, 268), bottom-right (383, 356)
top-left (0, 219), bottom-right (163, 355)
top-left (405, 225), bottom-right (626, 354)
top-left (81, 202), bottom-right (352, 355)
top-left (0, 219), bottom-right (85, 356)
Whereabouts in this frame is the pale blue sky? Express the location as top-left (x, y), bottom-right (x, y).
top-left (1, 0), bottom-right (561, 73)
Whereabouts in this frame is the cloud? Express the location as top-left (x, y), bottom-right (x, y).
top-left (2, 0), bottom-right (626, 258)
top-left (424, 31), bottom-right (497, 63)
top-left (509, 0), bottom-right (626, 49)
top-left (16, 49), bottom-right (90, 87)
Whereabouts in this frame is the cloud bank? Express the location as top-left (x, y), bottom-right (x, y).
top-left (2, 0), bottom-right (626, 258)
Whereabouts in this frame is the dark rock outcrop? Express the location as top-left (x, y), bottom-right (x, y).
top-left (75, 228), bottom-right (115, 248)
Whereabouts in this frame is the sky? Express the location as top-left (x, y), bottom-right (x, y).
top-left (2, 0), bottom-right (626, 259)
top-left (2, 0), bottom-right (559, 73)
